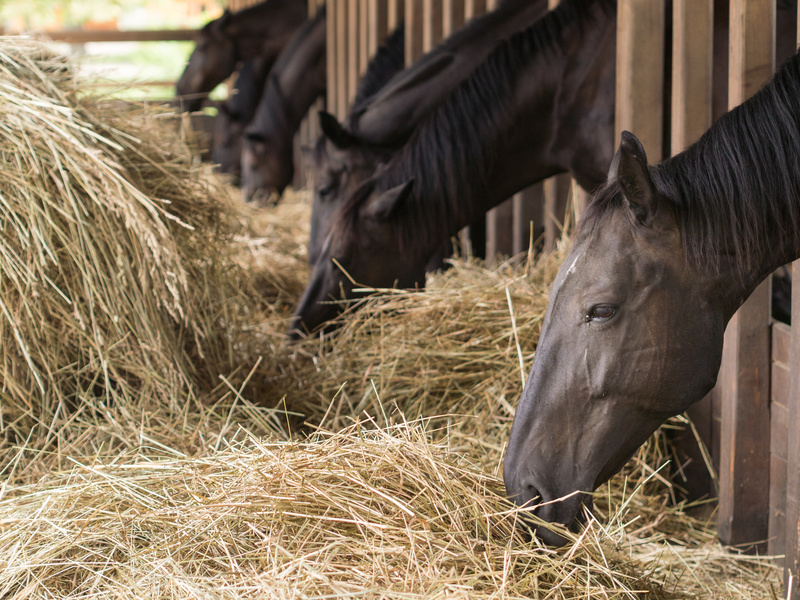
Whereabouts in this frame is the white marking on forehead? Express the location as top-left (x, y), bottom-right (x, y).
top-left (564, 250), bottom-right (585, 279)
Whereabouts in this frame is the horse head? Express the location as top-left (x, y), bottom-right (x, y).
top-left (176, 11), bottom-right (238, 112)
top-left (503, 132), bottom-right (728, 545)
top-left (240, 129), bottom-right (292, 205)
top-left (308, 111), bottom-right (389, 265)
top-left (290, 177), bottom-right (424, 339)
top-left (212, 103), bottom-right (246, 180)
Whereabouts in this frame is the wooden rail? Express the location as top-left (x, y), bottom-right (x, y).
top-left (25, 29), bottom-right (197, 43)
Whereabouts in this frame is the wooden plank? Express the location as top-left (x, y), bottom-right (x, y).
top-left (327, 0), bottom-right (339, 118)
top-left (485, 199), bottom-right (514, 267)
top-left (443, 0), bottom-right (466, 35)
top-left (369, 0), bottom-right (390, 57)
top-left (464, 0), bottom-right (487, 21)
top-left (770, 323), bottom-right (791, 558)
top-left (787, 258), bottom-right (800, 594)
top-left (423, 0), bottom-right (444, 51)
top-left (615, 0), bottom-right (665, 162)
top-left (543, 175), bottom-right (569, 254)
top-left (787, 13), bottom-right (800, 586)
top-left (34, 29), bottom-right (197, 43)
top-left (405, 0), bottom-right (425, 65)
top-left (359, 0), bottom-right (370, 76)
top-left (336, 0), bottom-right (350, 119)
top-left (671, 0), bottom-right (713, 152)
top-left (347, 0), bottom-right (360, 107)
top-left (717, 0), bottom-right (775, 551)
top-left (513, 185), bottom-right (544, 257)
top-left (668, 0), bottom-right (716, 504)
top-left (388, 0), bottom-right (404, 31)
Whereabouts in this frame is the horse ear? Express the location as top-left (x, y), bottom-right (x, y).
top-left (609, 131), bottom-right (658, 226)
top-left (218, 9), bottom-right (232, 29)
top-left (319, 111), bottom-right (355, 149)
top-left (362, 178), bottom-right (415, 221)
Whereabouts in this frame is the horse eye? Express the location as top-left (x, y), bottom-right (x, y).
top-left (318, 183), bottom-right (335, 198)
top-left (586, 304), bottom-right (616, 322)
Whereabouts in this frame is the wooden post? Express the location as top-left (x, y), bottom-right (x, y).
top-left (405, 0), bottom-right (425, 64)
top-left (388, 0), bottom-right (404, 31)
top-left (513, 185), bottom-right (544, 256)
top-left (368, 0), bottom-right (389, 57)
top-left (784, 10), bottom-right (800, 597)
top-left (443, 0), bottom-right (466, 34)
top-left (717, 0), bottom-right (775, 550)
top-left (347, 0), bottom-right (360, 107)
top-left (542, 174), bottom-right (570, 254)
top-left (335, 0), bottom-right (350, 119)
top-left (422, 0), bottom-right (443, 51)
top-left (615, 0), bottom-right (665, 162)
top-left (787, 264), bottom-right (800, 593)
top-left (326, 0), bottom-right (339, 118)
top-left (669, 0), bottom-right (716, 502)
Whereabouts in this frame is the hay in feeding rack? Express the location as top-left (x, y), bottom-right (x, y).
top-left (0, 38), bottom-right (298, 477)
top-left (0, 419), bottom-right (781, 599)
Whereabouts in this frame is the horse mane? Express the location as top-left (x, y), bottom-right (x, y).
top-left (585, 50), bottom-right (800, 278)
top-left (337, 0), bottom-right (616, 255)
top-left (351, 23), bottom-right (407, 111)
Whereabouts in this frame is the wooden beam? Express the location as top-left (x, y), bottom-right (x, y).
top-left (443, 0), bottom-right (466, 35)
top-left (422, 0), bottom-right (444, 51)
top-left (669, 0), bottom-right (717, 503)
top-left (513, 185), bottom-right (544, 257)
top-left (717, 0), bottom-right (775, 550)
top-left (405, 0), bottom-right (425, 65)
top-left (787, 265), bottom-right (800, 594)
top-left (327, 0), bottom-right (339, 118)
top-left (369, 0), bottom-right (390, 57)
top-left (388, 0), bottom-right (404, 31)
top-left (32, 29), bottom-right (197, 43)
top-left (359, 0), bottom-right (370, 76)
top-left (784, 11), bottom-right (800, 596)
top-left (336, 0), bottom-right (350, 119)
top-left (347, 0), bottom-right (360, 108)
top-left (671, 0), bottom-right (713, 152)
top-left (615, 0), bottom-right (665, 162)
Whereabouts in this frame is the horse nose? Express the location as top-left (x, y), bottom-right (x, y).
top-left (505, 478), bottom-right (586, 547)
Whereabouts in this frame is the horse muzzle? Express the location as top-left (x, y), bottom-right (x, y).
top-left (505, 477), bottom-right (592, 547)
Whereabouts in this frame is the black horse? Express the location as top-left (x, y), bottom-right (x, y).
top-left (504, 48), bottom-right (800, 545)
top-left (292, 0), bottom-right (617, 337)
top-left (175, 0), bottom-right (307, 113)
top-left (240, 8), bottom-right (328, 204)
top-left (212, 57), bottom-right (272, 180)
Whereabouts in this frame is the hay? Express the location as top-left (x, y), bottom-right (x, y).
top-left (0, 38), bottom-right (295, 478)
top-left (0, 420), bottom-right (781, 599)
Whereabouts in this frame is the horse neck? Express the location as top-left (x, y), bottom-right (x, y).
top-left (227, 0), bottom-right (308, 59)
top-left (657, 51), bottom-right (800, 314)
top-left (249, 22), bottom-right (326, 149)
top-left (227, 59), bottom-right (271, 123)
top-left (350, 0), bottom-right (549, 146)
top-left (389, 0), bottom-right (617, 258)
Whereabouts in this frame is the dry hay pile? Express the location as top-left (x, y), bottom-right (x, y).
top-left (0, 421), bottom-right (780, 599)
top-left (0, 38), bottom-right (783, 600)
top-left (0, 38), bottom-right (296, 477)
